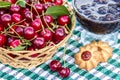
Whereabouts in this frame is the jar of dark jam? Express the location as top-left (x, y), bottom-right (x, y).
top-left (73, 0), bottom-right (120, 34)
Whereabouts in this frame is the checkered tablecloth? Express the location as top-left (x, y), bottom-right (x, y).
top-left (0, 0), bottom-right (120, 80)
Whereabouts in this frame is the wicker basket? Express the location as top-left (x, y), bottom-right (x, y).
top-left (0, 2), bottom-right (76, 69)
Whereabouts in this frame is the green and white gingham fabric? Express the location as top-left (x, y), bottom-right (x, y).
top-left (0, 0), bottom-right (120, 80)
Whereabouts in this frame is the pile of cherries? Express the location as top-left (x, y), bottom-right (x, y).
top-left (0, 0), bottom-right (71, 51)
top-left (49, 60), bottom-right (70, 78)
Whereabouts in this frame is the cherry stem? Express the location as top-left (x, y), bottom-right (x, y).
top-left (51, 23), bottom-right (57, 29)
top-left (2, 24), bottom-right (13, 34)
top-left (7, 33), bottom-right (18, 38)
top-left (43, 0), bottom-right (46, 3)
top-left (65, 24), bottom-right (70, 32)
top-left (28, 37), bottom-right (36, 41)
top-left (15, 25), bottom-right (26, 27)
top-left (36, 29), bottom-right (42, 33)
top-left (64, 44), bottom-right (67, 67)
top-left (46, 40), bottom-right (50, 46)
top-left (13, 19), bottom-right (26, 26)
top-left (73, 35), bottom-right (80, 42)
top-left (30, 0), bottom-right (34, 21)
top-left (60, 43), bottom-right (67, 67)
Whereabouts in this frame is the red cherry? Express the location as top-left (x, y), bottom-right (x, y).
top-left (10, 39), bottom-right (21, 48)
top-left (5, 0), bottom-right (17, 3)
top-left (81, 51), bottom-right (91, 61)
top-left (0, 24), bottom-right (4, 32)
top-left (49, 60), bottom-right (62, 71)
top-left (10, 4), bottom-right (21, 13)
top-left (15, 26), bottom-right (24, 36)
top-left (0, 34), bottom-right (6, 47)
top-left (33, 3), bottom-right (45, 15)
top-left (54, 0), bottom-right (63, 5)
top-left (1, 14), bottom-right (12, 25)
top-left (58, 67), bottom-right (70, 78)
top-left (41, 0), bottom-right (52, 3)
top-left (53, 27), bottom-right (66, 44)
top-left (42, 15), bottom-right (53, 27)
top-left (33, 37), bottom-right (46, 49)
top-left (7, 37), bottom-right (15, 46)
top-left (22, 10), bottom-right (33, 22)
top-left (58, 15), bottom-right (70, 26)
top-left (40, 28), bottom-right (53, 41)
top-left (30, 19), bottom-right (42, 31)
top-left (24, 26), bottom-right (35, 40)
top-left (0, 10), bottom-right (7, 25)
top-left (12, 13), bottom-right (22, 23)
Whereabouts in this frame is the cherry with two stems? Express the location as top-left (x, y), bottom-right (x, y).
top-left (49, 44), bottom-right (70, 78)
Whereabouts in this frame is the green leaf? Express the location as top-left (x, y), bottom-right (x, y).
top-left (45, 5), bottom-right (70, 19)
top-left (0, 1), bottom-right (11, 8)
top-left (17, 0), bottom-right (26, 7)
top-left (11, 46), bottom-right (26, 51)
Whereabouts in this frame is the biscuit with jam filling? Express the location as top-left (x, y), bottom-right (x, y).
top-left (74, 44), bottom-right (101, 71)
